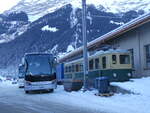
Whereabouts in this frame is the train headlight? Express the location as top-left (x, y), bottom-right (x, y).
top-left (113, 73), bottom-right (117, 77)
top-left (128, 73), bottom-right (131, 77)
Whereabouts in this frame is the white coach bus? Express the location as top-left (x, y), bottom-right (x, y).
top-left (23, 53), bottom-right (57, 93)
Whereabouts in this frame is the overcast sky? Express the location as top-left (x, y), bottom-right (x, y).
top-left (0, 0), bottom-right (20, 13)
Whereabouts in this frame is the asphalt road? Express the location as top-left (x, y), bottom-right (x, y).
top-left (0, 85), bottom-right (104, 113)
top-left (0, 101), bottom-right (101, 113)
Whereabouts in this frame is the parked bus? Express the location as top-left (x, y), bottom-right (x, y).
top-left (23, 53), bottom-right (57, 93)
top-left (18, 64), bottom-right (25, 88)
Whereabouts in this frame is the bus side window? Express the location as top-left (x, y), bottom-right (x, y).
top-left (102, 56), bottom-right (106, 69)
top-left (112, 55), bottom-right (117, 64)
top-left (95, 58), bottom-right (100, 69)
top-left (89, 59), bottom-right (94, 70)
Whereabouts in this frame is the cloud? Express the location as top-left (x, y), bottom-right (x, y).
top-left (0, 0), bottom-right (20, 13)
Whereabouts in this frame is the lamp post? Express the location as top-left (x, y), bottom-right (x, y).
top-left (82, 0), bottom-right (88, 91)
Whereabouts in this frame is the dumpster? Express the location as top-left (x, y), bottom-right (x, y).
top-left (63, 79), bottom-right (83, 92)
top-left (95, 77), bottom-right (109, 94)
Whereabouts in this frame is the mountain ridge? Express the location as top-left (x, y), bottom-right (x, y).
top-left (4, 0), bottom-right (150, 22)
top-left (0, 1), bottom-right (148, 75)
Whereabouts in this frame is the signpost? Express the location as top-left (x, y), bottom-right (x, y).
top-left (82, 0), bottom-right (88, 91)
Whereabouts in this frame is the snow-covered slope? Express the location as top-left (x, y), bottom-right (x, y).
top-left (5, 0), bottom-right (72, 22)
top-left (0, 12), bottom-right (29, 43)
top-left (0, 0), bottom-right (149, 67)
top-left (5, 0), bottom-right (150, 22)
top-left (86, 0), bottom-right (150, 13)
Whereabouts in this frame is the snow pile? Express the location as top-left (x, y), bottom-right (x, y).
top-left (0, 76), bottom-right (5, 81)
top-left (0, 77), bottom-right (150, 113)
top-left (50, 77), bottom-right (150, 113)
top-left (112, 77), bottom-right (150, 96)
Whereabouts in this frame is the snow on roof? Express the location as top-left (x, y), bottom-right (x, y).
top-left (24, 52), bottom-right (54, 58)
top-left (59, 12), bottom-right (150, 62)
top-left (65, 49), bottom-right (129, 65)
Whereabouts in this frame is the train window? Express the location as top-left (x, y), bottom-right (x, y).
top-left (102, 56), bottom-right (106, 69)
top-left (112, 55), bottom-right (117, 64)
top-left (69, 66), bottom-right (71, 72)
top-left (120, 55), bottom-right (130, 64)
top-left (65, 67), bottom-right (68, 73)
top-left (76, 64), bottom-right (79, 72)
top-left (80, 64), bottom-right (83, 71)
top-left (89, 59), bottom-right (94, 70)
top-left (72, 65), bottom-right (75, 72)
top-left (65, 67), bottom-right (66, 73)
top-left (95, 58), bottom-right (100, 69)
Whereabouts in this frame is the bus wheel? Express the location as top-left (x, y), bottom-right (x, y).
top-left (25, 91), bottom-right (29, 94)
top-left (48, 89), bottom-right (54, 93)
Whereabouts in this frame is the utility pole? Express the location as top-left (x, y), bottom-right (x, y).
top-left (82, 0), bottom-right (88, 91)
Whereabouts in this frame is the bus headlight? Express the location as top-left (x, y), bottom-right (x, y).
top-left (128, 73), bottom-right (131, 77)
top-left (26, 81), bottom-right (31, 85)
top-left (52, 80), bottom-right (56, 84)
top-left (113, 73), bottom-right (117, 77)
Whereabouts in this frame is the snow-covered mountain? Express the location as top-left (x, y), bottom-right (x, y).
top-left (0, 12), bottom-right (29, 43)
top-left (5, 0), bottom-right (72, 22)
top-left (4, 0), bottom-right (150, 22)
top-left (0, 0), bottom-right (149, 69)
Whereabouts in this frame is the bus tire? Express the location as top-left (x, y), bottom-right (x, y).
top-left (25, 91), bottom-right (29, 94)
top-left (48, 89), bottom-right (54, 93)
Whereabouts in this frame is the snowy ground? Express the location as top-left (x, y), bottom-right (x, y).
top-left (0, 77), bottom-right (150, 113)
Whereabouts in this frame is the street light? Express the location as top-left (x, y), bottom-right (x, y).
top-left (82, 0), bottom-right (88, 91)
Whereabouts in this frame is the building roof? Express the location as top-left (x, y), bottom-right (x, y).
top-left (65, 49), bottom-right (130, 65)
top-left (59, 12), bottom-right (150, 62)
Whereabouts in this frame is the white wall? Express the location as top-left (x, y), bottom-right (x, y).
top-left (110, 22), bottom-right (150, 77)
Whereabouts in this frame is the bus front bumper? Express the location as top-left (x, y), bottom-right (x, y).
top-left (24, 81), bottom-right (57, 91)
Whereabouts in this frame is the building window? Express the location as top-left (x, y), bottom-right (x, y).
top-left (120, 55), bottom-right (130, 64)
top-left (102, 56), bottom-right (106, 69)
top-left (89, 59), bottom-right (94, 70)
top-left (128, 49), bottom-right (134, 68)
top-left (145, 45), bottom-right (150, 68)
top-left (112, 55), bottom-right (117, 64)
top-left (95, 58), bottom-right (100, 69)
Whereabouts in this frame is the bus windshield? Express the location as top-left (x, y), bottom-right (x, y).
top-left (25, 54), bottom-right (52, 76)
